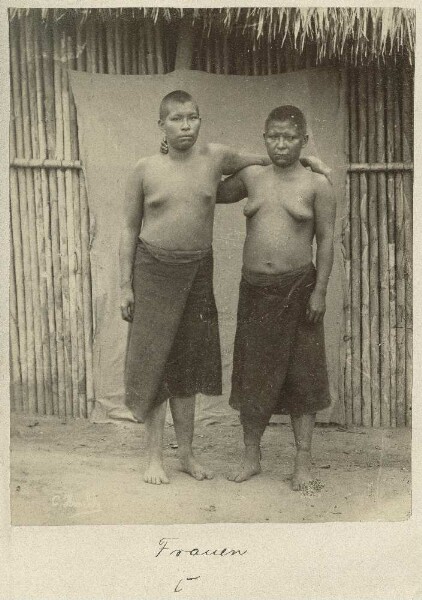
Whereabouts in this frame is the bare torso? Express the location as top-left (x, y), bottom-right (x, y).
top-left (241, 164), bottom-right (319, 273)
top-left (139, 144), bottom-right (222, 250)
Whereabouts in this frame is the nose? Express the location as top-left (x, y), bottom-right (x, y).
top-left (276, 136), bottom-right (286, 149)
top-left (181, 119), bottom-right (190, 131)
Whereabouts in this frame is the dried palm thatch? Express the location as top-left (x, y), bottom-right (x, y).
top-left (9, 7), bottom-right (415, 65)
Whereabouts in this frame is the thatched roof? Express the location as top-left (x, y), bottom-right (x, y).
top-left (9, 7), bottom-right (415, 65)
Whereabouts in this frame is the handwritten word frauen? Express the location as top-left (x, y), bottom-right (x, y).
top-left (156, 538), bottom-right (247, 558)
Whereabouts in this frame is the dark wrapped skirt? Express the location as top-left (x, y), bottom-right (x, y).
top-left (230, 263), bottom-right (331, 437)
top-left (125, 239), bottom-right (222, 422)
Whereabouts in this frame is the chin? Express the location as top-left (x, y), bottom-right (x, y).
top-left (273, 158), bottom-right (291, 167)
top-left (177, 140), bottom-right (195, 150)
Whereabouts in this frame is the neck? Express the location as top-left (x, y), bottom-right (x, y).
top-left (167, 145), bottom-right (196, 160)
top-left (272, 160), bottom-right (302, 176)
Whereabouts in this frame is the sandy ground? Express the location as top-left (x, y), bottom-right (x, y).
top-left (10, 411), bottom-right (411, 526)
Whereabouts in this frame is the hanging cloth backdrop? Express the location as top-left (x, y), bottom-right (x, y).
top-left (70, 68), bottom-right (347, 424)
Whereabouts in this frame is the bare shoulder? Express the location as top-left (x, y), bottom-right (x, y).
top-left (133, 154), bottom-right (163, 169)
top-left (243, 164), bottom-right (267, 178)
top-left (131, 156), bottom-right (148, 175)
top-left (131, 154), bottom-right (163, 177)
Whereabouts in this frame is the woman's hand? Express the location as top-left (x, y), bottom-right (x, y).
top-left (306, 289), bottom-right (326, 323)
top-left (301, 155), bottom-right (333, 185)
top-left (120, 285), bottom-right (134, 322)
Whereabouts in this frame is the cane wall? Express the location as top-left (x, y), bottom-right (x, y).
top-left (9, 10), bottom-right (413, 425)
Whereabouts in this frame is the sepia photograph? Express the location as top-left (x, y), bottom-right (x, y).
top-left (8, 6), bottom-right (413, 528)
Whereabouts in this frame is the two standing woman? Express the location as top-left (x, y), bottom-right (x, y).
top-left (119, 91), bottom-right (335, 490)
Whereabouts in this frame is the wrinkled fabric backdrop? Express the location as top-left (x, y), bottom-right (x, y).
top-left (70, 68), bottom-right (347, 425)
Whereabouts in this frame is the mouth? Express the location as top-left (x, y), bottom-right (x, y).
top-left (179, 135), bottom-right (193, 140)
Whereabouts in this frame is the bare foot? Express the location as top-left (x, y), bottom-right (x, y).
top-left (228, 446), bottom-right (261, 483)
top-left (291, 449), bottom-right (312, 491)
top-left (228, 460), bottom-right (261, 483)
top-left (180, 454), bottom-right (213, 480)
top-left (143, 461), bottom-right (169, 485)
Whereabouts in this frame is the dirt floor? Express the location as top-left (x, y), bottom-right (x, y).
top-left (10, 411), bottom-right (411, 526)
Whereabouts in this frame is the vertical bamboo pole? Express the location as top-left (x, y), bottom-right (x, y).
top-left (20, 14), bottom-right (44, 414)
top-left (54, 24), bottom-right (73, 416)
top-left (75, 16), bottom-right (94, 417)
top-left (122, 20), bottom-right (130, 75)
top-left (222, 31), bottom-right (230, 74)
top-left (366, 64), bottom-right (380, 427)
top-left (42, 21), bottom-right (56, 156)
top-left (235, 27), bottom-right (243, 74)
top-left (275, 35), bottom-right (283, 73)
top-left (75, 15), bottom-right (86, 74)
top-left (243, 36), bottom-right (250, 76)
top-left (34, 14), bottom-right (58, 415)
top-left (61, 30), bottom-right (80, 417)
top-left (130, 21), bottom-right (138, 74)
top-left (138, 19), bottom-right (147, 74)
top-left (393, 64), bottom-right (406, 427)
top-left (342, 68), bottom-right (352, 426)
top-left (98, 22), bottom-right (105, 74)
top-left (349, 68), bottom-right (362, 425)
top-left (293, 43), bottom-right (302, 71)
top-left (86, 18), bottom-right (96, 73)
top-left (76, 16), bottom-right (84, 73)
top-left (144, 17), bottom-right (156, 74)
top-left (358, 66), bottom-right (372, 426)
top-left (115, 19), bottom-right (122, 75)
top-left (9, 112), bottom-right (25, 412)
top-left (106, 20), bottom-right (116, 74)
top-left (154, 17), bottom-right (165, 74)
top-left (68, 33), bottom-right (87, 417)
top-left (267, 39), bottom-right (273, 75)
top-left (386, 67), bottom-right (397, 426)
top-left (284, 39), bottom-right (294, 72)
top-left (217, 28), bottom-right (224, 75)
top-left (375, 67), bottom-right (391, 426)
top-left (10, 240), bottom-right (22, 411)
top-left (79, 173), bottom-right (94, 415)
top-left (85, 18), bottom-right (93, 73)
top-left (164, 21), bottom-right (173, 73)
top-left (42, 21), bottom-right (67, 419)
top-left (252, 39), bottom-right (260, 76)
top-left (343, 171), bottom-right (353, 426)
top-left (402, 64), bottom-right (413, 426)
top-left (204, 29), bottom-right (212, 73)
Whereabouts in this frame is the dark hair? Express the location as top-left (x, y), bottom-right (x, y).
top-left (265, 105), bottom-right (307, 133)
top-left (159, 90), bottom-right (199, 120)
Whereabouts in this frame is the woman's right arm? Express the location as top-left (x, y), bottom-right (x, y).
top-left (119, 162), bottom-right (144, 322)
